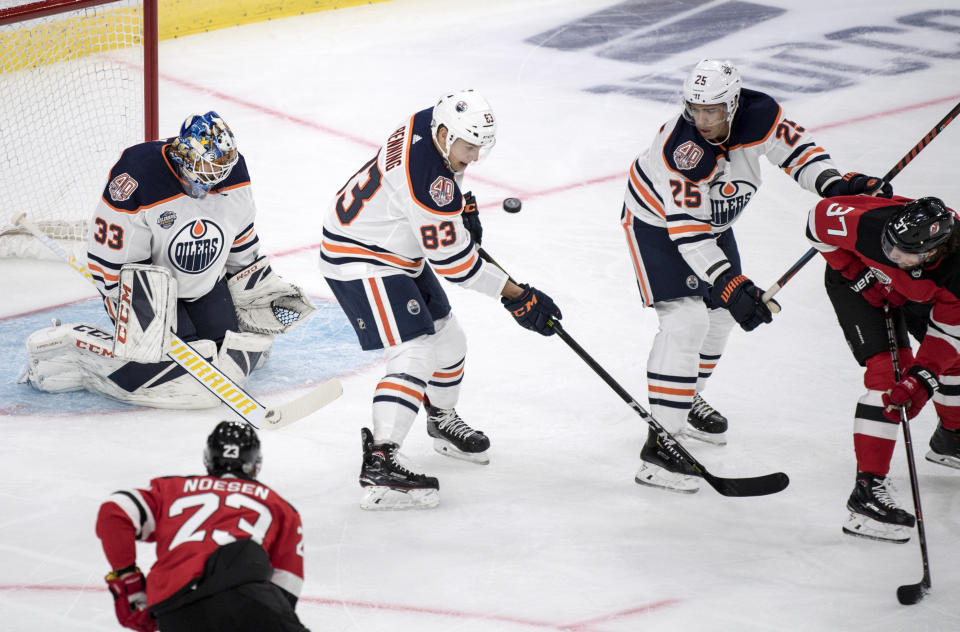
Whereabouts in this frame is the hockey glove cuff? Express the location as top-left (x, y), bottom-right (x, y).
top-left (825, 172), bottom-right (893, 198)
top-left (105, 566), bottom-right (157, 632)
top-left (502, 283), bottom-right (562, 336)
top-left (462, 191), bottom-right (483, 245)
top-left (882, 365), bottom-right (938, 422)
top-left (847, 267), bottom-right (907, 308)
top-left (709, 271), bottom-right (773, 332)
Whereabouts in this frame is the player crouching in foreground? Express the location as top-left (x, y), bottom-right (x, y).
top-left (808, 195), bottom-right (960, 543)
top-left (96, 421), bottom-right (309, 632)
top-left (320, 90), bottom-right (562, 510)
top-left (20, 112), bottom-right (314, 409)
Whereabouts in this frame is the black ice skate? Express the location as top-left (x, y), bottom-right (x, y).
top-left (359, 428), bottom-right (439, 510)
top-left (635, 428), bottom-right (700, 493)
top-left (682, 393), bottom-right (728, 445)
top-left (842, 471), bottom-right (915, 543)
top-left (926, 421), bottom-right (960, 470)
top-left (425, 405), bottom-right (490, 464)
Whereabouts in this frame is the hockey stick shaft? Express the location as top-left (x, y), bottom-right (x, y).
top-left (12, 212), bottom-right (341, 430)
top-left (882, 304), bottom-right (931, 604)
top-left (478, 247), bottom-right (789, 497)
top-left (761, 100), bottom-right (960, 306)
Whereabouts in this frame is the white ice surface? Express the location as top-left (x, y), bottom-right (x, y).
top-left (2, 0), bottom-right (959, 630)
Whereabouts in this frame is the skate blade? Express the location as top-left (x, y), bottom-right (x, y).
top-left (634, 464), bottom-right (699, 494)
top-left (432, 439), bottom-right (490, 465)
top-left (680, 425), bottom-right (727, 446)
top-left (360, 486), bottom-right (439, 510)
top-left (842, 513), bottom-right (911, 543)
top-left (925, 449), bottom-right (960, 470)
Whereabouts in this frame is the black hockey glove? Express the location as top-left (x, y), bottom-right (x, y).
top-left (462, 191), bottom-right (482, 245)
top-left (502, 284), bottom-right (562, 336)
top-left (709, 271), bottom-right (775, 332)
top-left (824, 171), bottom-right (893, 198)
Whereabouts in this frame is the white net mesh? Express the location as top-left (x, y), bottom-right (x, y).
top-left (0, 0), bottom-right (148, 258)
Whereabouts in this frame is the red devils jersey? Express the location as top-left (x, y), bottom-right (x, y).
top-left (96, 474), bottom-right (304, 605)
top-left (807, 195), bottom-right (960, 375)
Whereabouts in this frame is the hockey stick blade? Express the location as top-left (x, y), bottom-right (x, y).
top-left (897, 581), bottom-right (929, 605)
top-left (262, 378), bottom-right (343, 430)
top-left (702, 471), bottom-right (790, 497)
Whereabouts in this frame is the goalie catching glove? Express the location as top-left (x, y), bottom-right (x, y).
top-left (228, 257), bottom-right (316, 334)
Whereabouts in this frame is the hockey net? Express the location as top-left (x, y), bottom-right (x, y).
top-left (0, 0), bottom-right (157, 258)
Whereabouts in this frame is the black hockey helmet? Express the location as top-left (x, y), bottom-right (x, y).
top-left (881, 197), bottom-right (954, 257)
top-left (203, 421), bottom-right (262, 479)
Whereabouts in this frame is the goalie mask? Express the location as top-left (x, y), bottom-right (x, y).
top-left (682, 59), bottom-right (741, 127)
top-left (431, 90), bottom-right (497, 170)
top-left (169, 111), bottom-right (239, 197)
top-left (203, 420), bottom-right (262, 479)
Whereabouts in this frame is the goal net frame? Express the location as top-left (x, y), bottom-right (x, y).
top-left (0, 0), bottom-right (158, 256)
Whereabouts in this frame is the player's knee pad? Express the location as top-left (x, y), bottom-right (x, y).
top-left (430, 314), bottom-right (467, 366)
top-left (702, 307), bottom-right (735, 352)
top-left (933, 371), bottom-right (960, 426)
top-left (383, 316), bottom-right (465, 381)
top-left (652, 298), bottom-right (710, 351)
top-left (863, 349), bottom-right (915, 391)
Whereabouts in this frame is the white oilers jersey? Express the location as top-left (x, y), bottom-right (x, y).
top-left (623, 88), bottom-right (837, 284)
top-left (87, 140), bottom-right (261, 312)
top-left (319, 107), bottom-right (508, 298)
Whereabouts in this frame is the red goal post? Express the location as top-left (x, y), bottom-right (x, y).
top-left (0, 0), bottom-right (158, 257)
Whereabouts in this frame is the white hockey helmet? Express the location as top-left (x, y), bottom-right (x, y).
top-left (682, 59), bottom-right (741, 124)
top-left (430, 90), bottom-right (497, 165)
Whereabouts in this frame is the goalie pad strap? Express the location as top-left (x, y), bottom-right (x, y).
top-left (113, 264), bottom-right (177, 363)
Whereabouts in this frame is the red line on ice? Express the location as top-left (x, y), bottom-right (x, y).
top-left (0, 584), bottom-right (677, 630)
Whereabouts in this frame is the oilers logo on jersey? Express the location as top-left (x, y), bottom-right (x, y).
top-left (709, 180), bottom-right (756, 227)
top-left (168, 219), bottom-right (224, 274)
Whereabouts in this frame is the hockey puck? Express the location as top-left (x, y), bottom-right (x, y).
top-left (502, 197), bottom-right (522, 213)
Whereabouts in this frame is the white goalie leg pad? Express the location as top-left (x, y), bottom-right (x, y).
top-left (24, 321), bottom-right (221, 408)
top-left (228, 257), bottom-right (316, 334)
top-left (360, 486), bottom-right (440, 510)
top-left (22, 321), bottom-right (89, 392)
top-left (113, 264), bottom-right (177, 363)
top-left (216, 330), bottom-right (275, 386)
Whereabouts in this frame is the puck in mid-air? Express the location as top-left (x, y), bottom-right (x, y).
top-left (502, 197), bottom-right (522, 213)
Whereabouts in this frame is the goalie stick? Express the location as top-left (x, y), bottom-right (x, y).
top-left (883, 304), bottom-right (931, 605)
top-left (479, 247), bottom-right (789, 497)
top-left (762, 100), bottom-right (960, 307)
top-left (12, 212), bottom-right (342, 430)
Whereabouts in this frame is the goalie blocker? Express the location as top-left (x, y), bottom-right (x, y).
top-left (228, 257), bottom-right (315, 334)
